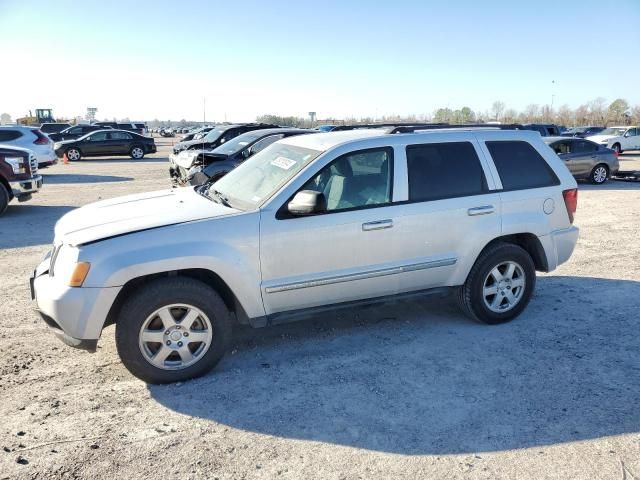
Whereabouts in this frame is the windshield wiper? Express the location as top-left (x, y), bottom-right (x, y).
top-left (208, 188), bottom-right (232, 208)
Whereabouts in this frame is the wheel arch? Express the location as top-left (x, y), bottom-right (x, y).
top-left (478, 233), bottom-right (549, 273)
top-left (0, 176), bottom-right (13, 201)
top-left (104, 268), bottom-right (250, 330)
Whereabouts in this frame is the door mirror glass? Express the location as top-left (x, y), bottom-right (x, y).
top-left (241, 148), bottom-right (251, 159)
top-left (288, 190), bottom-right (326, 215)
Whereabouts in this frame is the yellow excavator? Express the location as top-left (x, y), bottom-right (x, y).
top-left (17, 109), bottom-right (72, 126)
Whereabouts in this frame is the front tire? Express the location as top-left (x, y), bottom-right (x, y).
top-left (457, 243), bottom-right (536, 324)
top-left (115, 277), bottom-right (232, 383)
top-left (0, 183), bottom-right (10, 216)
top-left (590, 164), bottom-right (609, 184)
top-left (130, 146), bottom-right (145, 159)
top-left (66, 148), bottom-right (81, 161)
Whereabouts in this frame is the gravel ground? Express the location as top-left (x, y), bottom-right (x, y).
top-left (1, 138), bottom-right (639, 479)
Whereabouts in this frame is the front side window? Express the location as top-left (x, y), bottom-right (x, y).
top-left (69, 127), bottom-right (83, 134)
top-left (600, 127), bottom-right (627, 136)
top-left (550, 141), bottom-right (572, 155)
top-left (89, 132), bottom-right (108, 142)
top-left (212, 142), bottom-right (322, 210)
top-left (627, 128), bottom-right (638, 136)
top-left (406, 142), bottom-right (486, 202)
top-left (486, 141), bottom-right (560, 190)
top-left (302, 148), bottom-right (392, 211)
top-left (251, 134), bottom-right (285, 154)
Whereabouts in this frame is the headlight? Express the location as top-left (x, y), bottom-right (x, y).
top-left (5, 156), bottom-right (26, 174)
top-left (54, 143), bottom-right (61, 149)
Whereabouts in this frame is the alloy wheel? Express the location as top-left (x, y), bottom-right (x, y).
top-left (132, 147), bottom-right (144, 159)
top-left (67, 149), bottom-right (80, 161)
top-left (138, 304), bottom-right (213, 370)
top-left (593, 166), bottom-right (607, 184)
top-left (482, 261), bottom-right (526, 313)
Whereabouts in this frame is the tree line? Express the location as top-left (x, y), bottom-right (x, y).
top-left (257, 98), bottom-right (640, 127)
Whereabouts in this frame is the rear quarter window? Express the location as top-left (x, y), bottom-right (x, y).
top-left (0, 130), bottom-right (22, 141)
top-left (486, 141), bottom-right (560, 190)
top-left (406, 142), bottom-right (487, 202)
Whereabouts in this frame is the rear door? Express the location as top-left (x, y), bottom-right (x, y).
top-left (572, 139), bottom-right (600, 177)
top-left (623, 128), bottom-right (640, 150)
top-left (108, 131), bottom-right (133, 154)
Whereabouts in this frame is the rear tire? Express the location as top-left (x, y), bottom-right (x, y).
top-left (590, 164), bottom-right (609, 184)
top-left (115, 277), bottom-right (232, 384)
top-left (0, 183), bottom-right (10, 216)
top-left (457, 243), bottom-right (536, 324)
top-left (130, 146), bottom-right (145, 159)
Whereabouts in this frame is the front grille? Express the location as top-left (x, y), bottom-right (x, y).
top-left (29, 154), bottom-right (38, 176)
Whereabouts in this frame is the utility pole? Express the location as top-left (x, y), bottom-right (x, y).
top-left (203, 97), bottom-right (206, 126)
top-left (551, 80), bottom-right (556, 109)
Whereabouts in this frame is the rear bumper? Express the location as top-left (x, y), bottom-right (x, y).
top-left (10, 175), bottom-right (42, 198)
top-left (546, 226), bottom-right (579, 269)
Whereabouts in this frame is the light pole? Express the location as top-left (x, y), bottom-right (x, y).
top-left (551, 80), bottom-right (556, 109)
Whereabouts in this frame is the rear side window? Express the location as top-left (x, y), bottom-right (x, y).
top-left (486, 141), bottom-right (560, 190)
top-left (111, 131), bottom-right (132, 140)
top-left (406, 142), bottom-right (487, 202)
top-left (573, 140), bottom-right (598, 153)
top-left (0, 130), bottom-right (22, 141)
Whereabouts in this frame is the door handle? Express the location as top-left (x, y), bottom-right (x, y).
top-left (362, 219), bottom-right (393, 231)
top-left (467, 205), bottom-right (495, 216)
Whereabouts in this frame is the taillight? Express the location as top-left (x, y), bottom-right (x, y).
top-left (33, 130), bottom-right (50, 145)
top-left (562, 188), bottom-right (578, 224)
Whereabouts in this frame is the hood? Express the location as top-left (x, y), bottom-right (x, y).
top-left (174, 138), bottom-right (211, 152)
top-left (55, 187), bottom-right (240, 246)
top-left (586, 134), bottom-right (616, 143)
top-left (53, 138), bottom-right (77, 146)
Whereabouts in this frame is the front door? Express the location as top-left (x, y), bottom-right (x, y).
top-left (570, 139), bottom-right (599, 177)
top-left (259, 147), bottom-right (404, 315)
top-left (82, 131), bottom-right (111, 155)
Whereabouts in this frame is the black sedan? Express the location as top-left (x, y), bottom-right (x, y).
top-left (48, 124), bottom-right (111, 142)
top-left (53, 130), bottom-right (156, 161)
top-left (172, 123), bottom-right (279, 155)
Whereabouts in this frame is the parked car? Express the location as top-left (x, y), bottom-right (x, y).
top-left (0, 145), bottom-right (42, 215)
top-left (561, 126), bottom-right (605, 138)
top-left (48, 124), bottom-right (110, 142)
top-left (586, 126), bottom-right (640, 154)
top-left (31, 126), bottom-right (579, 383)
top-left (180, 126), bottom-right (216, 143)
top-left (172, 123), bottom-right (279, 155)
top-left (40, 123), bottom-right (72, 134)
top-left (0, 125), bottom-right (57, 167)
top-left (116, 122), bottom-right (146, 136)
top-left (170, 128), bottom-right (316, 185)
top-left (317, 125), bottom-right (337, 132)
top-left (544, 136), bottom-right (619, 184)
top-left (53, 129), bottom-right (156, 161)
top-left (159, 128), bottom-right (175, 137)
top-left (522, 124), bottom-right (562, 137)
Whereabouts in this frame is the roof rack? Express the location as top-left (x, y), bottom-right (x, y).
top-left (331, 123), bottom-right (448, 131)
top-left (390, 123), bottom-right (525, 134)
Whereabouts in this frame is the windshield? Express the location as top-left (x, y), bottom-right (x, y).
top-left (211, 142), bottom-right (322, 210)
top-left (600, 128), bottom-right (627, 136)
top-left (210, 130), bottom-right (268, 156)
top-left (203, 127), bottom-right (229, 142)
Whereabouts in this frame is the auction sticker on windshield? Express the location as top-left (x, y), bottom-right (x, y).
top-left (271, 156), bottom-right (297, 170)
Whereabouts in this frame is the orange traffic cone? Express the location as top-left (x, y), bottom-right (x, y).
top-left (63, 152), bottom-right (69, 164)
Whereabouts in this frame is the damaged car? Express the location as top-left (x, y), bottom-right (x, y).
top-left (171, 128), bottom-right (316, 185)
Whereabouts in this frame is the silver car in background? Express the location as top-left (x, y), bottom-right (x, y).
top-left (544, 136), bottom-right (619, 184)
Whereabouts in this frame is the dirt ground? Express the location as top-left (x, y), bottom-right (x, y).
top-left (1, 137), bottom-right (639, 479)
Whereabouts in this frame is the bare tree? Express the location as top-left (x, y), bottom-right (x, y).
top-left (0, 113), bottom-right (12, 125)
top-left (491, 101), bottom-right (505, 121)
top-left (523, 104), bottom-right (540, 123)
top-left (631, 105), bottom-right (640, 125)
top-left (502, 109), bottom-right (518, 123)
top-left (588, 97), bottom-right (607, 126)
top-left (557, 104), bottom-right (574, 126)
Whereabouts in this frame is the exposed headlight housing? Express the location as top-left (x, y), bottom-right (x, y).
top-left (5, 156), bottom-right (26, 174)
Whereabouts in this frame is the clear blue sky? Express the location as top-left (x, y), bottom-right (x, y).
top-left (1, 0), bottom-right (638, 122)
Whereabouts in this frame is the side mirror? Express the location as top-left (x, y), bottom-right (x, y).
top-left (241, 148), bottom-right (251, 159)
top-left (287, 190), bottom-right (326, 216)
top-left (624, 132), bottom-right (630, 137)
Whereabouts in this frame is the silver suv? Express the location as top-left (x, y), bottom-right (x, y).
top-left (31, 126), bottom-right (579, 383)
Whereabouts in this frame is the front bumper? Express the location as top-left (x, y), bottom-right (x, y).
top-left (10, 175), bottom-right (42, 198)
top-left (31, 256), bottom-right (121, 350)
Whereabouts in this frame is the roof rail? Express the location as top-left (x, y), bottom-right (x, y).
top-left (331, 123), bottom-right (448, 131)
top-left (391, 123), bottom-right (525, 134)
